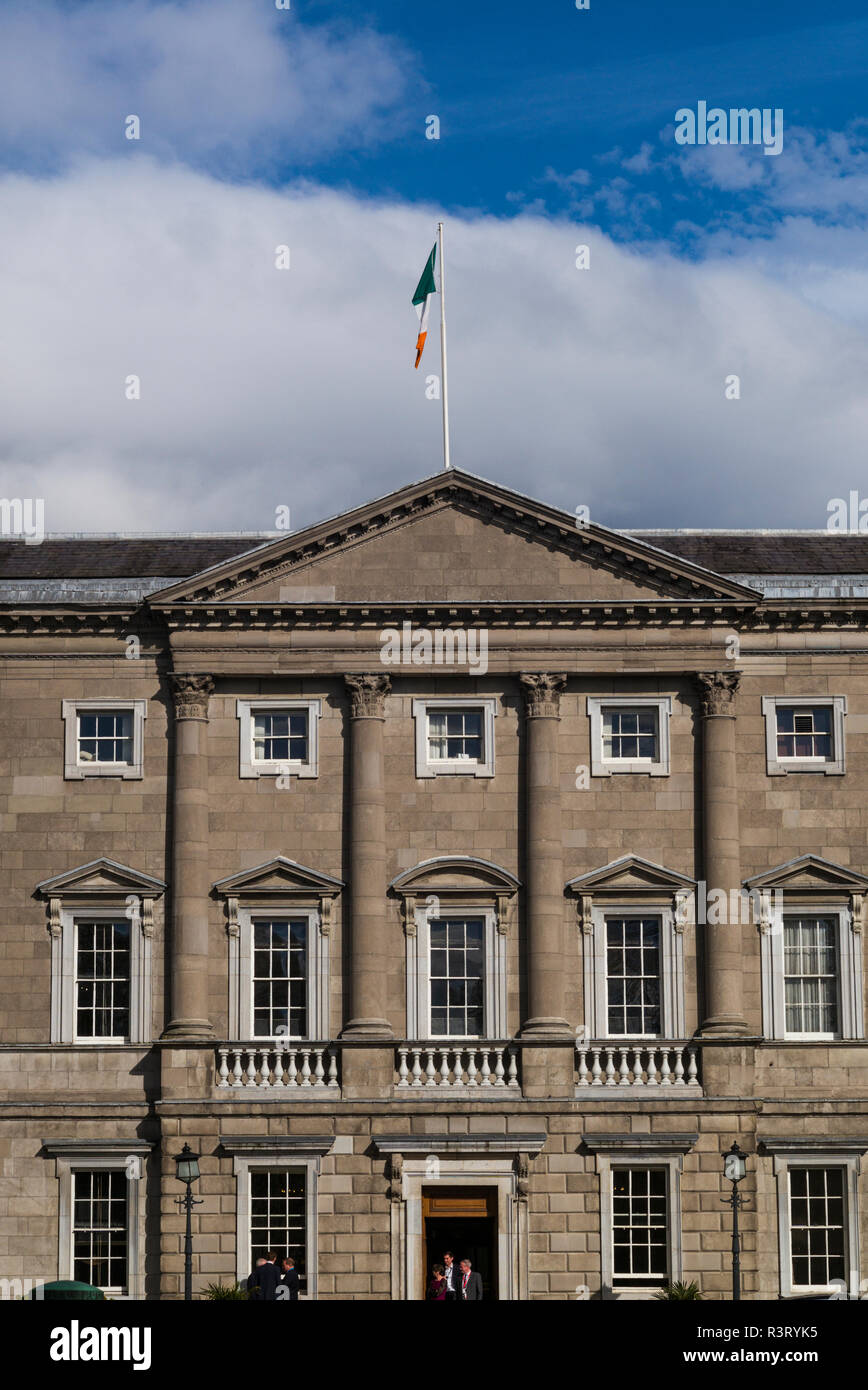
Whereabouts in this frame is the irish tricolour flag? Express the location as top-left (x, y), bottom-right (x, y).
top-left (412, 245), bottom-right (437, 368)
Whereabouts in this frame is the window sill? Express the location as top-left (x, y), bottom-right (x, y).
top-left (419, 764), bottom-right (493, 778)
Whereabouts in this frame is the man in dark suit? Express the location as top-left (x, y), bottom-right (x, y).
top-left (247, 1257), bottom-right (266, 1300)
top-left (442, 1250), bottom-right (459, 1302)
top-left (459, 1258), bottom-right (483, 1301)
top-left (280, 1256), bottom-right (301, 1300)
top-left (255, 1250), bottom-right (282, 1301)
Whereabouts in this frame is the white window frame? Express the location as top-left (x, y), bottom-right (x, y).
top-left (761, 696), bottom-right (846, 776)
top-left (52, 1148), bottom-right (148, 1301)
top-left (51, 904), bottom-right (152, 1045)
top-left (233, 1155), bottom-right (319, 1299)
top-left (62, 699), bottom-right (146, 780)
top-left (596, 1151), bottom-right (684, 1300)
top-left (406, 903), bottom-right (506, 1040)
top-left (584, 904), bottom-right (685, 1040)
top-left (231, 907), bottom-right (328, 1042)
top-left (760, 905), bottom-right (864, 1041)
top-left (586, 697), bottom-right (671, 777)
top-left (236, 699), bottom-right (321, 779)
top-left (411, 698), bottom-right (497, 778)
top-left (774, 1153), bottom-right (861, 1299)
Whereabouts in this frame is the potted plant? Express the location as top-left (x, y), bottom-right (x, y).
top-left (654, 1281), bottom-right (703, 1300)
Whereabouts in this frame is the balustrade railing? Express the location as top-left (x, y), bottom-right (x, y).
top-left (396, 1043), bottom-right (519, 1091)
top-left (216, 1043), bottom-right (338, 1090)
top-left (575, 1041), bottom-right (700, 1090)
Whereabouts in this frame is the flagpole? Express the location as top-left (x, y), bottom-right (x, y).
top-left (437, 221), bottom-right (451, 470)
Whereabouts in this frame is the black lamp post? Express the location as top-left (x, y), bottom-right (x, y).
top-left (174, 1143), bottom-right (203, 1302)
top-left (721, 1141), bottom-right (749, 1302)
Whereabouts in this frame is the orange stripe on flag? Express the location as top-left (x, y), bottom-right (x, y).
top-left (414, 331), bottom-right (427, 368)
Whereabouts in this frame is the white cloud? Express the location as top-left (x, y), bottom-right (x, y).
top-left (1, 158), bottom-right (868, 534)
top-left (0, 0), bottom-right (413, 172)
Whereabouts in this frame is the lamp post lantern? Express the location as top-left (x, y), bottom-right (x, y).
top-left (721, 1141), bottom-right (749, 1301)
top-left (173, 1143), bottom-right (203, 1302)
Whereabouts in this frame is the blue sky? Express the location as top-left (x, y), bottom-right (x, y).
top-left (1, 0), bottom-right (868, 532)
top-left (305, 2), bottom-right (868, 243)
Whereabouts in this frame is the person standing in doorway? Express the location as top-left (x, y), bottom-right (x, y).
top-left (459, 1258), bottom-right (483, 1301)
top-left (442, 1250), bottom-right (458, 1301)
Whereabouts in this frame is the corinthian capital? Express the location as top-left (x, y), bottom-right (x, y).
top-left (168, 672), bottom-right (214, 721)
top-left (344, 673), bottom-right (391, 718)
top-left (696, 670), bottom-right (741, 717)
top-left (520, 672), bottom-right (567, 718)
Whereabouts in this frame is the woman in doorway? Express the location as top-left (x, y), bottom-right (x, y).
top-left (427, 1263), bottom-right (447, 1300)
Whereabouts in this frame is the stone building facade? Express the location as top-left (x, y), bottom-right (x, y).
top-left (0, 468), bottom-right (867, 1300)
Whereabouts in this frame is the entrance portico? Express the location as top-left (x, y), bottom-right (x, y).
top-left (373, 1133), bottom-right (546, 1300)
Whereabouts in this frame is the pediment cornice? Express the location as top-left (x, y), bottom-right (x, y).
top-left (146, 471), bottom-right (761, 607)
top-left (212, 856), bottom-right (344, 899)
top-left (743, 855), bottom-right (868, 895)
top-left (566, 855), bottom-right (696, 897)
top-left (35, 858), bottom-right (166, 898)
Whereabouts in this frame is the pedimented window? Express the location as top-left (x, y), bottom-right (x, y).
top-left (390, 857), bottom-right (520, 1039)
top-left (36, 858), bottom-right (165, 1045)
top-left (213, 857), bottom-right (343, 1041)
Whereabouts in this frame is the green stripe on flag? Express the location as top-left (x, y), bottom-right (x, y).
top-left (412, 245), bottom-right (437, 305)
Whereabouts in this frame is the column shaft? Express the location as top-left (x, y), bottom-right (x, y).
top-left (698, 671), bottom-right (749, 1036)
top-left (520, 673), bottom-right (571, 1036)
top-left (342, 674), bottom-right (393, 1039)
top-left (162, 673), bottom-right (214, 1041)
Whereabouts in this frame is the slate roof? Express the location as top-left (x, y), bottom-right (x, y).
top-left (0, 537), bottom-right (270, 580)
top-left (628, 533), bottom-right (868, 575)
top-left (0, 532), bottom-right (866, 582)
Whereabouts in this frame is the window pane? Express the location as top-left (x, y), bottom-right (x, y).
top-left (75, 922), bottom-right (130, 1038)
top-left (252, 710), bottom-right (308, 763)
top-left (72, 1170), bottom-right (128, 1292)
top-left (605, 918), bottom-right (661, 1035)
top-left (789, 1167), bottom-right (846, 1289)
top-left (77, 710), bottom-right (132, 765)
top-left (611, 1168), bottom-right (668, 1288)
top-left (249, 1170), bottom-right (307, 1275)
top-left (602, 707), bottom-right (658, 761)
top-left (427, 708), bottom-right (485, 763)
top-left (783, 919), bottom-right (838, 1034)
top-left (251, 920), bottom-right (307, 1037)
top-left (428, 918), bottom-right (486, 1036)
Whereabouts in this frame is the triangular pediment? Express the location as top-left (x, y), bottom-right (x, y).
top-left (36, 858), bottom-right (166, 898)
top-left (149, 471), bottom-right (760, 608)
top-left (567, 855), bottom-right (695, 896)
top-left (390, 856), bottom-right (520, 896)
top-left (212, 857), bottom-right (344, 898)
top-left (743, 855), bottom-right (868, 894)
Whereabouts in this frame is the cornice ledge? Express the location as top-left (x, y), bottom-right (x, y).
top-left (757, 1135), bottom-right (868, 1155)
top-left (42, 1138), bottom-right (154, 1157)
top-left (581, 1132), bottom-right (699, 1154)
top-left (218, 1135), bottom-right (335, 1157)
top-left (371, 1132), bottom-right (547, 1156)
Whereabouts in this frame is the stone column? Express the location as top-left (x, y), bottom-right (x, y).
top-left (520, 673), bottom-right (571, 1036)
top-left (162, 673), bottom-right (214, 1041)
top-left (697, 671), bottom-right (749, 1036)
top-left (342, 674), bottom-right (393, 1039)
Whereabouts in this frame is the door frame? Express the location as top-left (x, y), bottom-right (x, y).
top-left (390, 1158), bottom-right (528, 1301)
top-left (422, 1186), bottom-right (498, 1301)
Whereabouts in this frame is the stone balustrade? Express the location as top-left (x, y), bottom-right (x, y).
top-left (575, 1041), bottom-right (700, 1091)
top-left (216, 1043), bottom-right (338, 1090)
top-left (396, 1043), bottom-right (519, 1092)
